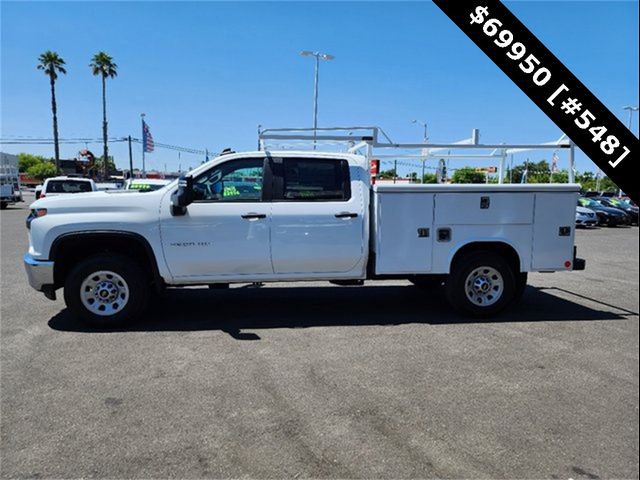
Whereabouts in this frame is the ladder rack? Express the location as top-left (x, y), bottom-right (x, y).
top-left (258, 126), bottom-right (575, 184)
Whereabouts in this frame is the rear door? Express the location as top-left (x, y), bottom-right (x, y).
top-left (270, 157), bottom-right (365, 275)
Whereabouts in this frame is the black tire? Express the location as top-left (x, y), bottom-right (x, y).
top-left (446, 251), bottom-right (516, 317)
top-left (0, 202), bottom-right (7, 210)
top-left (514, 272), bottom-right (528, 301)
top-left (63, 254), bottom-right (149, 328)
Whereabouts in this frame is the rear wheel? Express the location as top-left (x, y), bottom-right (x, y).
top-left (446, 252), bottom-right (515, 317)
top-left (64, 254), bottom-right (149, 327)
top-left (0, 202), bottom-right (7, 210)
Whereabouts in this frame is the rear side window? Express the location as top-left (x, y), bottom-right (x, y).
top-left (46, 180), bottom-right (93, 193)
top-left (281, 158), bottom-right (350, 201)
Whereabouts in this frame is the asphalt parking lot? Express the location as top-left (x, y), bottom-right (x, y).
top-left (1, 195), bottom-right (638, 479)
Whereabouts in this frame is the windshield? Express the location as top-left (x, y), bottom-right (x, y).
top-left (579, 198), bottom-right (600, 208)
top-left (46, 180), bottom-right (93, 193)
top-left (609, 198), bottom-right (634, 208)
top-left (127, 182), bottom-right (168, 192)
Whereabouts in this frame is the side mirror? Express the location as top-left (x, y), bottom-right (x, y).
top-left (171, 175), bottom-right (194, 216)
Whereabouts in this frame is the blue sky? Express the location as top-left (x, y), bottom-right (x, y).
top-left (1, 1), bottom-right (638, 174)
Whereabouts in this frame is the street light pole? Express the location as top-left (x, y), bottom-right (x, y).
top-left (257, 124), bottom-right (262, 150)
top-left (623, 105), bottom-right (639, 132)
top-left (412, 120), bottom-right (428, 183)
top-left (140, 113), bottom-right (146, 178)
top-left (313, 55), bottom-right (319, 145)
top-left (300, 51), bottom-right (334, 149)
top-left (128, 135), bottom-right (133, 179)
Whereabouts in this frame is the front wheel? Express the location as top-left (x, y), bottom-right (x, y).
top-left (446, 252), bottom-right (515, 317)
top-left (64, 254), bottom-right (149, 327)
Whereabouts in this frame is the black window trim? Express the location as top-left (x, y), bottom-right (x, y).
top-left (271, 157), bottom-right (352, 203)
top-left (45, 179), bottom-right (94, 193)
top-left (191, 157), bottom-right (272, 204)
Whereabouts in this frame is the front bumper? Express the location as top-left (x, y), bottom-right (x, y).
top-left (24, 254), bottom-right (54, 293)
top-left (576, 218), bottom-right (597, 226)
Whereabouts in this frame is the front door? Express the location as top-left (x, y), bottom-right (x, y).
top-left (160, 157), bottom-right (273, 280)
top-left (270, 157), bottom-right (365, 275)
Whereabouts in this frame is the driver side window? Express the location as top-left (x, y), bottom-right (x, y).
top-left (193, 158), bottom-right (264, 202)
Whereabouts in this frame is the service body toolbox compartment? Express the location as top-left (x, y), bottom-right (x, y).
top-left (372, 184), bottom-right (580, 275)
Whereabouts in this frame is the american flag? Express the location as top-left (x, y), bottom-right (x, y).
top-left (142, 120), bottom-right (155, 153)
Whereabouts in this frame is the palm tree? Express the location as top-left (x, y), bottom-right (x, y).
top-left (90, 52), bottom-right (117, 178)
top-left (37, 51), bottom-right (66, 170)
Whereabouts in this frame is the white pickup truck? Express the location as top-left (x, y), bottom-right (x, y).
top-left (24, 150), bottom-right (584, 326)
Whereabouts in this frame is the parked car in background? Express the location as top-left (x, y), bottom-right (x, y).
top-left (1, 179), bottom-right (22, 209)
top-left (597, 197), bottom-right (639, 225)
top-left (96, 182), bottom-right (123, 192)
top-left (34, 185), bottom-right (43, 200)
top-left (575, 206), bottom-right (597, 228)
top-left (125, 178), bottom-right (171, 192)
top-left (578, 197), bottom-right (629, 226)
top-left (619, 196), bottom-right (636, 207)
top-left (39, 176), bottom-right (97, 199)
top-left (583, 191), bottom-right (617, 198)
top-left (1, 153), bottom-right (22, 209)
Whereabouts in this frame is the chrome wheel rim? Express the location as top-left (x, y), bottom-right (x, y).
top-left (465, 266), bottom-right (504, 307)
top-left (80, 270), bottom-right (129, 316)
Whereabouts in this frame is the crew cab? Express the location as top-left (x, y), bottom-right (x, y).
top-left (24, 150), bottom-right (584, 326)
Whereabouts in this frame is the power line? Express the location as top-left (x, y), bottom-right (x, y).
top-left (129, 138), bottom-right (212, 156)
top-left (0, 137), bottom-right (126, 145)
top-left (0, 136), bottom-right (214, 156)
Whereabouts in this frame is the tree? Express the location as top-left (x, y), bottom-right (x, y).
top-left (90, 52), bottom-right (118, 178)
top-left (575, 171), bottom-right (618, 193)
top-left (549, 170), bottom-right (569, 184)
top-left (17, 153), bottom-right (48, 172)
top-left (26, 161), bottom-right (58, 181)
top-left (422, 173), bottom-right (437, 184)
top-left (92, 155), bottom-right (116, 175)
top-left (599, 176), bottom-right (618, 192)
top-left (506, 159), bottom-right (550, 183)
top-left (452, 167), bottom-right (485, 184)
top-left (378, 168), bottom-right (397, 180)
top-left (37, 51), bottom-right (66, 169)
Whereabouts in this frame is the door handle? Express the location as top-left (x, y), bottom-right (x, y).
top-left (335, 212), bottom-right (358, 219)
top-left (241, 213), bottom-right (266, 220)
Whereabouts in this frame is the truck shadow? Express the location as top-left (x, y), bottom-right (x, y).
top-left (48, 284), bottom-right (635, 338)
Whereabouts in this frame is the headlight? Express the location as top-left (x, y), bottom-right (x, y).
top-left (25, 208), bottom-right (47, 230)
